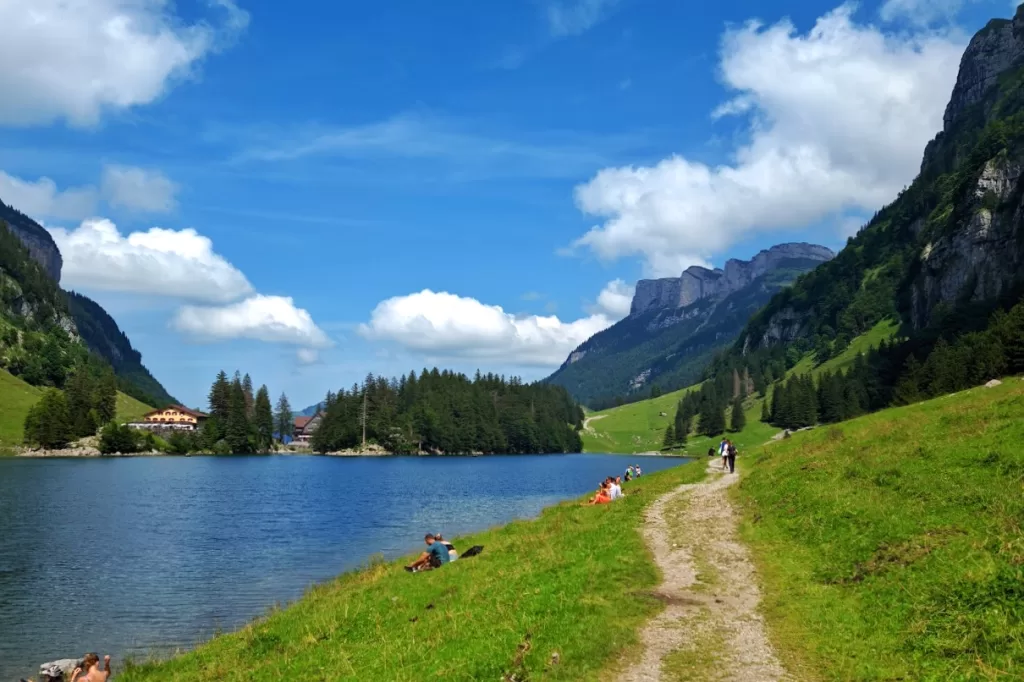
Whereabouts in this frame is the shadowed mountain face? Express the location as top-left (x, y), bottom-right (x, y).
top-left (546, 244), bottom-right (834, 408)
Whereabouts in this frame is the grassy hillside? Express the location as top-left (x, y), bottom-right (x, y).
top-left (121, 460), bottom-right (706, 682)
top-left (785, 318), bottom-right (899, 379)
top-left (581, 383), bottom-right (776, 455)
top-left (0, 367), bottom-right (154, 448)
top-left (736, 379), bottom-right (1024, 679)
top-left (117, 391), bottom-right (155, 423)
top-left (0, 367), bottom-right (41, 447)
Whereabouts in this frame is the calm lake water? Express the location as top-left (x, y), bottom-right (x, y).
top-left (0, 454), bottom-right (683, 680)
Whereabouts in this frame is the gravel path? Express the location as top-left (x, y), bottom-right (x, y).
top-left (617, 461), bottom-right (791, 682)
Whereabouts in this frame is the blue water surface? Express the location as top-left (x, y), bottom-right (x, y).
top-left (0, 454), bottom-right (683, 679)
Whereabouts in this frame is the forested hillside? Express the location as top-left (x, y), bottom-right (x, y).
top-left (313, 370), bottom-right (584, 454)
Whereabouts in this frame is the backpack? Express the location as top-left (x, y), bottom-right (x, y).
top-left (460, 545), bottom-right (485, 559)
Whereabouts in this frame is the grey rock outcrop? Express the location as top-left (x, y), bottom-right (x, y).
top-left (630, 243), bottom-right (834, 316)
top-left (912, 155), bottom-right (1024, 326)
top-left (942, 10), bottom-right (1024, 132)
top-left (1, 198), bottom-right (62, 282)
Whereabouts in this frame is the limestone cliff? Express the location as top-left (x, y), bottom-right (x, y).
top-left (630, 243), bottom-right (834, 316)
top-left (0, 199), bottom-right (62, 282)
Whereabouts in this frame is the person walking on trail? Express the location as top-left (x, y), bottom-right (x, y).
top-left (726, 440), bottom-right (737, 474)
top-left (719, 437), bottom-right (729, 471)
top-left (406, 533), bottom-right (450, 572)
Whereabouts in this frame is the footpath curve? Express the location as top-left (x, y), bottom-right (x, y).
top-left (617, 461), bottom-right (790, 682)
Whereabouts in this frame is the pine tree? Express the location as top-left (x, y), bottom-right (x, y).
top-left (760, 393), bottom-right (771, 423)
top-left (275, 393), bottom-right (294, 441)
top-left (730, 397), bottom-right (746, 432)
top-left (662, 424), bottom-right (675, 448)
top-left (65, 369), bottom-right (97, 438)
top-left (93, 366), bottom-right (118, 425)
top-left (24, 389), bottom-right (72, 449)
top-left (254, 385), bottom-right (274, 452)
top-left (225, 378), bottom-right (250, 453)
top-left (242, 373), bottom-right (255, 418)
top-left (208, 371), bottom-right (231, 420)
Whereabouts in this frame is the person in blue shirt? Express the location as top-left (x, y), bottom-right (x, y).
top-left (406, 533), bottom-right (451, 572)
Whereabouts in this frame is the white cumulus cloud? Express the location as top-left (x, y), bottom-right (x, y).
top-left (0, 171), bottom-right (97, 220)
top-left (101, 165), bottom-right (179, 213)
top-left (570, 4), bottom-right (965, 276)
top-left (49, 218), bottom-right (253, 303)
top-left (590, 278), bottom-right (635, 318)
top-left (0, 0), bottom-right (248, 127)
top-left (173, 295), bottom-right (332, 350)
top-left (360, 289), bottom-right (619, 367)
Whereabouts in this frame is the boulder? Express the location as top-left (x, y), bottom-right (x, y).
top-left (985, 379), bottom-right (1003, 388)
top-left (39, 658), bottom-right (79, 681)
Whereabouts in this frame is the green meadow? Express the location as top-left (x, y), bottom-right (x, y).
top-left (736, 379), bottom-right (1024, 680)
top-left (120, 461), bottom-right (706, 682)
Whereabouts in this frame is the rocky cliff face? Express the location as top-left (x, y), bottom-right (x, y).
top-left (0, 199), bottom-right (62, 282)
top-left (630, 243), bottom-right (834, 316)
top-left (942, 11), bottom-right (1024, 132)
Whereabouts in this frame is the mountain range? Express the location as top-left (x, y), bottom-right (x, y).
top-left (546, 243), bottom-right (834, 407)
top-left (1, 199), bottom-right (174, 407)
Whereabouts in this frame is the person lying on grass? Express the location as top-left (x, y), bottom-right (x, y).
top-left (406, 533), bottom-right (451, 572)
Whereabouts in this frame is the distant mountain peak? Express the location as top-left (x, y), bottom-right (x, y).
top-left (630, 243), bottom-right (834, 316)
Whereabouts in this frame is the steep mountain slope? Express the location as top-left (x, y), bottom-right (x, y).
top-left (2, 203), bottom-right (174, 406)
top-left (547, 244), bottom-right (833, 407)
top-left (0, 198), bottom-right (62, 281)
top-left (66, 291), bottom-right (175, 406)
top-left (739, 8), bottom-right (1024, 360)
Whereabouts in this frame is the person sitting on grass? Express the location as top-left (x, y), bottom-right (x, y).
top-left (585, 480), bottom-right (612, 505)
top-left (435, 533), bottom-right (458, 561)
top-left (609, 476), bottom-right (624, 500)
top-left (70, 653), bottom-right (112, 682)
top-left (406, 533), bottom-right (450, 572)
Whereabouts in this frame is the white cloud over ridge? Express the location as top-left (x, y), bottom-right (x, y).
top-left (360, 283), bottom-right (634, 367)
top-left (591, 279), bottom-right (635, 318)
top-left (173, 295), bottom-right (332, 350)
top-left (101, 165), bottom-right (179, 213)
top-left (571, 5), bottom-right (965, 276)
top-left (0, 0), bottom-right (248, 127)
top-left (0, 171), bottom-right (97, 220)
top-left (50, 218), bottom-right (253, 303)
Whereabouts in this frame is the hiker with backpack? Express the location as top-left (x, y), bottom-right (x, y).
top-left (726, 441), bottom-right (737, 474)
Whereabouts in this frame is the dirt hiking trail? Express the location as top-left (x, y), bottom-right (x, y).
top-left (617, 461), bottom-right (791, 682)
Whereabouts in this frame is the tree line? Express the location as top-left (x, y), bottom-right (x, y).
top-left (22, 359), bottom-right (120, 449)
top-left (311, 369), bottom-right (584, 455)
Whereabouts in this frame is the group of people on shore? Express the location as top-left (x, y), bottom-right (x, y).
top-left (405, 533), bottom-right (458, 572)
top-left (586, 465), bottom-right (637, 505)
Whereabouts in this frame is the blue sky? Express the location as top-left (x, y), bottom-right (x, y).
top-left (0, 0), bottom-right (1014, 408)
